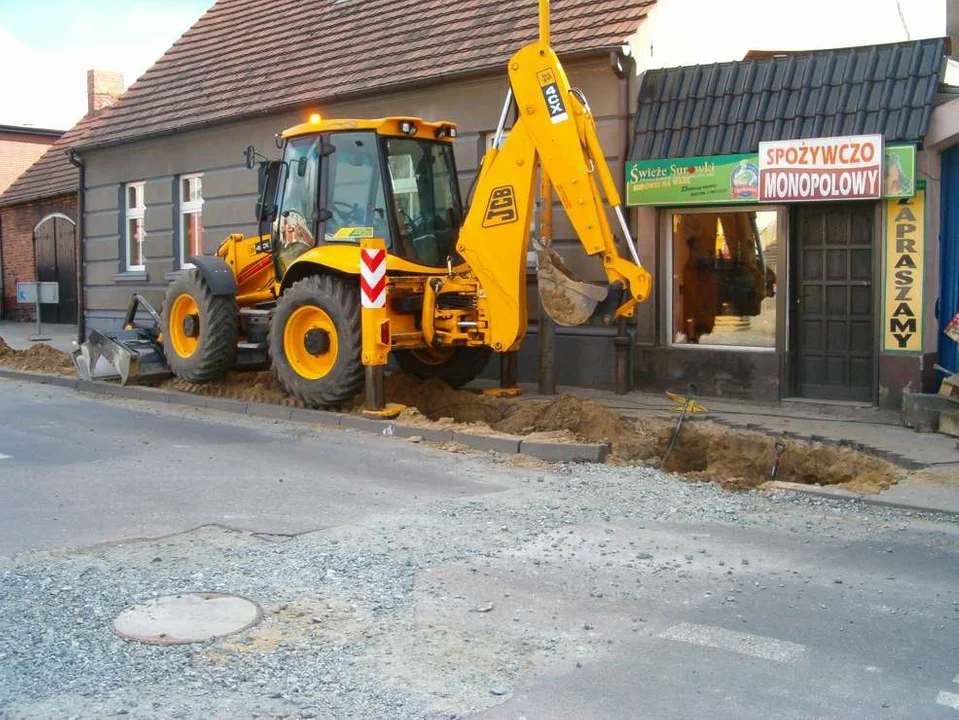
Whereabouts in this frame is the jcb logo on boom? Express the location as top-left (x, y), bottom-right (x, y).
top-left (483, 186), bottom-right (517, 227)
top-left (537, 68), bottom-right (569, 124)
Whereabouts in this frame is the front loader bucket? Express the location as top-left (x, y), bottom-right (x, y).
top-left (536, 245), bottom-right (608, 327)
top-left (72, 329), bottom-right (170, 385)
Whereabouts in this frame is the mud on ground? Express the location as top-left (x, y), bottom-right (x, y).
top-left (0, 335), bottom-right (904, 494)
top-left (0, 337), bottom-right (74, 374)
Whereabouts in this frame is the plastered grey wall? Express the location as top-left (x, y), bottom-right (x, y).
top-left (79, 57), bottom-right (637, 392)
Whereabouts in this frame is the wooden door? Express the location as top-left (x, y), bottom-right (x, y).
top-left (34, 216), bottom-right (77, 324)
top-left (792, 203), bottom-right (875, 401)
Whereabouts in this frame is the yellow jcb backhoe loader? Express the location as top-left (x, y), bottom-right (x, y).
top-left (74, 0), bottom-right (652, 410)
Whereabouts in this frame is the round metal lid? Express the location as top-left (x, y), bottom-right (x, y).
top-left (112, 592), bottom-right (262, 645)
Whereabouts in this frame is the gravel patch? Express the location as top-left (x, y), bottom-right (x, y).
top-left (1, 458), bottom-right (956, 719)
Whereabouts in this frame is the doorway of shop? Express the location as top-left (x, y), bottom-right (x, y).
top-left (790, 202), bottom-right (876, 402)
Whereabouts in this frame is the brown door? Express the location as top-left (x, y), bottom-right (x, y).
top-left (35, 216), bottom-right (77, 324)
top-left (792, 203), bottom-right (875, 401)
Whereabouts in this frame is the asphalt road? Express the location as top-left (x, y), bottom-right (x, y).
top-left (0, 379), bottom-right (501, 557)
top-left (1, 377), bottom-right (958, 719)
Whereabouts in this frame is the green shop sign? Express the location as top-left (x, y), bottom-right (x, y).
top-left (625, 144), bottom-right (916, 206)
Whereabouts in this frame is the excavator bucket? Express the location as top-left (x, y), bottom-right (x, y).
top-left (535, 244), bottom-right (608, 327)
top-left (72, 294), bottom-right (171, 384)
top-left (73, 328), bottom-right (169, 385)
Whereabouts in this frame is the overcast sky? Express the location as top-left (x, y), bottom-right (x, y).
top-left (0, 0), bottom-right (951, 131)
top-left (0, 0), bottom-right (212, 130)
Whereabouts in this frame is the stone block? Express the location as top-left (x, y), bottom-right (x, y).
top-left (392, 424), bottom-right (454, 444)
top-left (133, 386), bottom-right (172, 403)
top-left (39, 374), bottom-right (78, 389)
top-left (339, 414), bottom-right (393, 434)
top-left (206, 397), bottom-right (249, 415)
top-left (290, 407), bottom-right (342, 426)
top-left (77, 378), bottom-right (114, 395)
top-left (167, 392), bottom-right (209, 409)
top-left (247, 402), bottom-right (293, 421)
top-left (0, 369), bottom-right (38, 382)
top-left (452, 431), bottom-right (522, 454)
top-left (901, 393), bottom-right (955, 432)
top-left (519, 439), bottom-right (610, 463)
top-left (939, 409), bottom-right (959, 438)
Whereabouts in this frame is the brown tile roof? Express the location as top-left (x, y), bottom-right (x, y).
top-left (77, 0), bottom-right (655, 151)
top-left (0, 114), bottom-right (98, 207)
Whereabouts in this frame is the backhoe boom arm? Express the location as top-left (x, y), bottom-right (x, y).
top-left (456, 38), bottom-right (652, 351)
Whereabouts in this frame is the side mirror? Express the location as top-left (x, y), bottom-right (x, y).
top-left (255, 160), bottom-right (283, 223)
top-left (297, 156), bottom-right (308, 177)
top-left (243, 145), bottom-right (257, 170)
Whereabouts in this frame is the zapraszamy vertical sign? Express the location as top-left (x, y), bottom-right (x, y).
top-left (883, 183), bottom-right (925, 352)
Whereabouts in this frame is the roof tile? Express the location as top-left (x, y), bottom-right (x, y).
top-left (79, 0), bottom-right (653, 150)
top-left (632, 38), bottom-right (945, 160)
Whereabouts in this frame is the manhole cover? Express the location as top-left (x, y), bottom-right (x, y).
top-left (112, 592), bottom-right (262, 645)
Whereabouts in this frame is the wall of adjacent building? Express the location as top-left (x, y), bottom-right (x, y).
top-left (0, 194), bottom-right (76, 320)
top-left (0, 134), bottom-right (57, 195)
top-left (78, 56), bottom-right (637, 389)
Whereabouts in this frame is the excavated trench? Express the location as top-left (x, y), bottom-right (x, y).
top-left (0, 337), bottom-right (904, 493)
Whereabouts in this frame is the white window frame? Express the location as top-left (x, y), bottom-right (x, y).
top-left (179, 173), bottom-right (204, 269)
top-left (124, 182), bottom-right (146, 272)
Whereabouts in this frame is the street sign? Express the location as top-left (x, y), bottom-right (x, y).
top-left (16, 281), bottom-right (59, 305)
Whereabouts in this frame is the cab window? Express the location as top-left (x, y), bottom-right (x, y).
top-left (325, 132), bottom-right (390, 244)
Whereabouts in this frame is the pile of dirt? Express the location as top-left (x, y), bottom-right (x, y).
top-left (0, 337), bottom-right (75, 374)
top-left (492, 394), bottom-right (669, 463)
top-left (158, 370), bottom-right (305, 407)
top-left (378, 374), bottom-right (505, 425)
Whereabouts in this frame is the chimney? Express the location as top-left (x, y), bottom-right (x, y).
top-left (87, 69), bottom-right (125, 113)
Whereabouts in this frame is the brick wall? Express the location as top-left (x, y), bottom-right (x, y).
top-left (0, 136), bottom-right (55, 194)
top-left (0, 195), bottom-right (76, 320)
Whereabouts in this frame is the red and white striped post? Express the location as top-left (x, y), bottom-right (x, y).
top-left (359, 239), bottom-right (394, 415)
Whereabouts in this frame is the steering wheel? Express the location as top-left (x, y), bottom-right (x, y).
top-left (398, 207), bottom-right (429, 236)
top-left (332, 200), bottom-right (362, 224)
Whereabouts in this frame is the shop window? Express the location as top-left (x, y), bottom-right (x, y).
top-left (124, 182), bottom-right (145, 272)
top-left (179, 174), bottom-right (203, 268)
top-left (670, 209), bottom-right (779, 348)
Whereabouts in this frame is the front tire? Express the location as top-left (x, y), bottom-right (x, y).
top-left (161, 269), bottom-right (237, 382)
top-left (269, 275), bottom-right (364, 407)
top-left (393, 346), bottom-right (492, 388)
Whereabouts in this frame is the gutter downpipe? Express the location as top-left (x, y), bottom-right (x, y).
top-left (68, 149), bottom-right (85, 344)
top-left (614, 48), bottom-right (637, 395)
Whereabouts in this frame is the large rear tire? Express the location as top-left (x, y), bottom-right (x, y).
top-left (393, 346), bottom-right (492, 388)
top-left (269, 275), bottom-right (364, 407)
top-left (161, 269), bottom-right (237, 382)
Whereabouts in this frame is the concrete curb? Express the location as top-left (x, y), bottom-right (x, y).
top-left (6, 367), bottom-right (950, 514)
top-left (0, 368), bottom-right (605, 465)
top-left (765, 481), bottom-right (959, 518)
top-left (392, 424), bottom-right (454, 444)
top-left (716, 417), bottom-right (927, 471)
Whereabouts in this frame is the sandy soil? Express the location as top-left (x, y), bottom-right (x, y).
top-left (0, 335), bottom-right (905, 494)
top-left (0, 337), bottom-right (74, 374)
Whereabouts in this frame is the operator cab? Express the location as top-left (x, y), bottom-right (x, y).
top-left (252, 116), bottom-right (464, 279)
